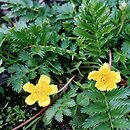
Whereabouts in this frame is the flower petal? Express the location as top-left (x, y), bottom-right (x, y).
top-left (48, 85), bottom-right (58, 95)
top-left (38, 95), bottom-right (50, 107)
top-left (95, 82), bottom-right (107, 91)
top-left (38, 75), bottom-right (50, 86)
top-left (25, 93), bottom-right (38, 105)
top-left (88, 71), bottom-right (100, 80)
top-left (115, 72), bottom-right (121, 83)
top-left (23, 82), bottom-right (36, 93)
top-left (99, 63), bottom-right (110, 73)
top-left (106, 84), bottom-right (117, 91)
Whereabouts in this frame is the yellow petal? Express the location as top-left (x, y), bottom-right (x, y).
top-left (38, 85), bottom-right (58, 96)
top-left (99, 63), bottom-right (110, 73)
top-left (38, 95), bottom-right (50, 107)
top-left (38, 75), bottom-right (50, 86)
top-left (115, 72), bottom-right (121, 83)
top-left (106, 84), bottom-right (117, 91)
top-left (48, 85), bottom-right (58, 95)
top-left (25, 93), bottom-right (38, 105)
top-left (23, 82), bottom-right (36, 93)
top-left (36, 84), bottom-right (52, 95)
top-left (95, 81), bottom-right (107, 91)
top-left (88, 71), bottom-right (100, 80)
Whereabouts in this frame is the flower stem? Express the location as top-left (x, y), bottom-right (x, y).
top-left (12, 102), bottom-right (53, 130)
top-left (102, 92), bottom-right (114, 130)
top-left (109, 50), bottom-right (112, 68)
top-left (57, 75), bottom-right (76, 93)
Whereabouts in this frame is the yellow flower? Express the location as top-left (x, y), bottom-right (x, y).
top-left (23, 75), bottom-right (58, 107)
top-left (88, 63), bottom-right (121, 91)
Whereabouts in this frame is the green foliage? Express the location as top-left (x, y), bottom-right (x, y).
top-left (74, 0), bottom-right (114, 58)
top-left (0, 1), bottom-right (77, 92)
top-left (6, 105), bottom-right (26, 123)
top-left (23, 116), bottom-right (41, 130)
top-left (0, 60), bottom-right (5, 74)
top-left (43, 88), bottom-right (77, 124)
top-left (0, 0), bottom-right (130, 129)
top-left (71, 86), bottom-right (130, 130)
top-left (76, 92), bottom-right (89, 107)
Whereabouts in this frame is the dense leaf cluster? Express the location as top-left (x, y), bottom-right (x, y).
top-left (70, 86), bottom-right (130, 130)
top-left (0, 0), bottom-right (77, 92)
top-left (0, 0), bottom-right (130, 129)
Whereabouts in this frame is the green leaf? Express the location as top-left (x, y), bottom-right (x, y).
top-left (94, 123), bottom-right (111, 130)
top-left (31, 46), bottom-right (45, 58)
top-left (74, 27), bottom-right (94, 40)
top-left (0, 33), bottom-right (5, 47)
top-left (28, 71), bottom-right (37, 80)
top-left (12, 78), bottom-right (23, 92)
top-left (0, 86), bottom-right (5, 95)
top-left (15, 20), bottom-right (27, 31)
top-left (65, 99), bottom-right (76, 107)
top-left (55, 110), bottom-right (63, 122)
top-left (113, 118), bottom-right (130, 129)
top-left (44, 106), bottom-right (58, 124)
top-left (122, 41), bottom-right (130, 59)
top-left (81, 101), bottom-right (107, 114)
top-left (83, 113), bottom-right (108, 129)
top-left (76, 93), bottom-right (89, 107)
top-left (111, 105), bottom-right (130, 118)
top-left (63, 108), bottom-right (71, 116)
top-left (106, 87), bottom-right (130, 101)
top-left (0, 67), bottom-right (5, 74)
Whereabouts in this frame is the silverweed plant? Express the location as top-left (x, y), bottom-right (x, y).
top-left (0, 0), bottom-right (130, 129)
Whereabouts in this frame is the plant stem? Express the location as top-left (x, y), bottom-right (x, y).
top-left (102, 92), bottom-right (114, 130)
top-left (57, 75), bottom-right (76, 93)
top-left (109, 50), bottom-right (112, 68)
top-left (12, 102), bottom-right (53, 130)
top-left (117, 10), bottom-right (126, 35)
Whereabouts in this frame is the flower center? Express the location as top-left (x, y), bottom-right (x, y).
top-left (101, 75), bottom-right (107, 83)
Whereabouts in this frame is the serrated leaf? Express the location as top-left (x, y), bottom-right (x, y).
top-left (19, 52), bottom-right (32, 62)
top-left (94, 123), bottom-right (111, 130)
top-left (63, 108), bottom-right (71, 116)
top-left (38, 65), bottom-right (49, 75)
top-left (65, 99), bottom-right (76, 107)
top-left (83, 113), bottom-right (108, 129)
top-left (106, 87), bottom-right (130, 101)
top-left (15, 20), bottom-right (27, 31)
top-left (28, 71), bottom-right (37, 80)
top-left (113, 118), bottom-right (130, 129)
top-left (121, 41), bottom-right (130, 59)
top-left (12, 78), bottom-right (23, 92)
top-left (111, 105), bottom-right (130, 119)
top-left (31, 46), bottom-right (45, 58)
top-left (46, 61), bottom-right (63, 75)
top-left (74, 27), bottom-right (94, 40)
top-left (76, 93), bottom-right (89, 107)
top-left (81, 101), bottom-right (107, 114)
top-left (44, 107), bottom-right (57, 124)
top-left (75, 18), bottom-right (94, 33)
top-left (55, 110), bottom-right (63, 122)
